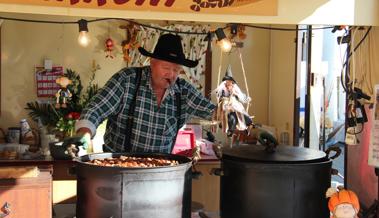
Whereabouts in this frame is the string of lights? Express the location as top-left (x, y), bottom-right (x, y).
top-left (0, 15), bottom-right (334, 33)
top-left (0, 15), bottom-right (336, 49)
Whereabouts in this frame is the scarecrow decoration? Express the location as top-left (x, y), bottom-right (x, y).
top-left (55, 76), bottom-right (72, 109)
top-left (213, 65), bottom-right (253, 137)
top-left (326, 186), bottom-right (360, 218)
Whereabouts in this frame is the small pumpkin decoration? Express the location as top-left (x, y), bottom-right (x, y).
top-left (326, 186), bottom-right (359, 218)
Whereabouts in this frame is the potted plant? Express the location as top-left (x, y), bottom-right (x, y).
top-left (25, 66), bottom-right (100, 142)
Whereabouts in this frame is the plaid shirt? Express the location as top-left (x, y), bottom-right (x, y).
top-left (76, 66), bottom-right (215, 153)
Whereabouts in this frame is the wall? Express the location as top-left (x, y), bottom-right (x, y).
top-left (0, 13), bottom-right (126, 129)
top-left (0, 13), bottom-right (272, 135)
top-left (268, 26), bottom-right (296, 144)
top-left (0, 0), bottom-right (378, 26)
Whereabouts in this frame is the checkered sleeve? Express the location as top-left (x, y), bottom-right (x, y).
top-left (79, 69), bottom-right (128, 130)
top-left (181, 79), bottom-right (216, 120)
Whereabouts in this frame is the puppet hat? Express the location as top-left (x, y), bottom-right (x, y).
top-left (222, 65), bottom-right (236, 83)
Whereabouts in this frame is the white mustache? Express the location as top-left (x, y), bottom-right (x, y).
top-left (165, 78), bottom-right (176, 86)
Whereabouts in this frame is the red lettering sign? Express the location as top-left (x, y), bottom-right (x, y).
top-left (190, 0), bottom-right (234, 12)
top-left (62, 0), bottom-right (175, 7)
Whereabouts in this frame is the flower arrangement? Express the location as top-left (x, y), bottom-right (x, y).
top-left (26, 65), bottom-right (100, 139)
top-left (56, 112), bottom-right (81, 137)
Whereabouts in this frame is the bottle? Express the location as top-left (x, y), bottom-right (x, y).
top-left (279, 122), bottom-right (290, 145)
top-left (20, 119), bottom-right (32, 139)
top-left (20, 119), bottom-right (37, 151)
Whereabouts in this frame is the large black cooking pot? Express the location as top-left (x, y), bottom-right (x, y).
top-left (213, 144), bottom-right (340, 218)
top-left (74, 152), bottom-right (192, 218)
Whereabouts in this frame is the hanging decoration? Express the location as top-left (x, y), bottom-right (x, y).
top-left (213, 65), bottom-right (253, 137)
top-left (213, 25), bottom-right (253, 137)
top-left (104, 23), bottom-right (115, 58)
top-left (105, 38), bottom-right (115, 58)
top-left (120, 23), bottom-right (140, 64)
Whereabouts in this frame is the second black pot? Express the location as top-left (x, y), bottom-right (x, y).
top-left (214, 144), bottom-right (340, 218)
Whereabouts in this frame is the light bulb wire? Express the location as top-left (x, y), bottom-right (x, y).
top-left (0, 15), bottom-right (335, 35)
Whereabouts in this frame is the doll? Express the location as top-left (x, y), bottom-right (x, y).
top-left (105, 38), bottom-right (115, 59)
top-left (213, 65), bottom-right (253, 137)
top-left (326, 186), bottom-right (360, 218)
top-left (55, 76), bottom-right (72, 109)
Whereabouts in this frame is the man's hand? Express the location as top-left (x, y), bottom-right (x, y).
top-left (63, 128), bottom-right (92, 158)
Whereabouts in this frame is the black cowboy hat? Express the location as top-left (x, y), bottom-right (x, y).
top-left (138, 34), bottom-right (199, 68)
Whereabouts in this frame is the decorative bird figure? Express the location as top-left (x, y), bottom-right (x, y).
top-left (1, 202), bottom-right (11, 217)
top-left (192, 144), bottom-right (201, 165)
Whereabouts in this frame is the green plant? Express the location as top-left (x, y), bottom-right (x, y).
top-left (25, 101), bottom-right (60, 130)
top-left (25, 66), bottom-right (101, 136)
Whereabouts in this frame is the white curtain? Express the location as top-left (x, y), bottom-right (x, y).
top-left (349, 27), bottom-right (379, 102)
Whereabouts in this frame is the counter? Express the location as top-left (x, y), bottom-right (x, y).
top-left (0, 157), bottom-right (76, 204)
top-left (0, 165), bottom-right (53, 218)
top-left (0, 154), bottom-right (221, 211)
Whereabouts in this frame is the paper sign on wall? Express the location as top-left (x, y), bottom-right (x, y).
top-left (368, 84), bottom-right (379, 167)
top-left (35, 66), bottom-right (64, 98)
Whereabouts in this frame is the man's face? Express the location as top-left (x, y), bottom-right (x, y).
top-left (225, 80), bottom-right (234, 92)
top-left (150, 58), bottom-right (182, 90)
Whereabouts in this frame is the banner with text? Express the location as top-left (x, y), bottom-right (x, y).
top-left (0, 0), bottom-right (277, 15)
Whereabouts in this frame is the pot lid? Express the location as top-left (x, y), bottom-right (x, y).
top-left (222, 144), bottom-right (327, 163)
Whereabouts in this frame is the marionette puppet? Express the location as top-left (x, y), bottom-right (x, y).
top-left (326, 186), bottom-right (360, 218)
top-left (105, 38), bottom-right (115, 59)
top-left (55, 76), bottom-right (72, 109)
top-left (214, 65), bottom-right (253, 137)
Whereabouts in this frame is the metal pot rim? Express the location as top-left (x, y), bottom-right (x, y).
top-left (221, 144), bottom-right (332, 163)
top-left (74, 152), bottom-right (193, 170)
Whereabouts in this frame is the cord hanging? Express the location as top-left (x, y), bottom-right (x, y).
top-left (217, 51), bottom-right (224, 86)
top-left (237, 47), bottom-right (250, 113)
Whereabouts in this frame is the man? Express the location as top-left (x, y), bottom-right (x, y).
top-left (68, 34), bottom-right (215, 155)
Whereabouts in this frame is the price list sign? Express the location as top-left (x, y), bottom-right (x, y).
top-left (35, 66), bottom-right (64, 97)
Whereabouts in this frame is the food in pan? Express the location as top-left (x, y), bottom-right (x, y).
top-left (88, 155), bottom-right (179, 168)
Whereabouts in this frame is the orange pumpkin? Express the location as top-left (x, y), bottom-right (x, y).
top-left (328, 189), bottom-right (360, 216)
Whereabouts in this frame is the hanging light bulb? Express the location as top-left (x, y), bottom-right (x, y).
top-left (77, 19), bottom-right (90, 47)
top-left (215, 28), bottom-right (232, 53)
top-left (219, 39), bottom-right (232, 52)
